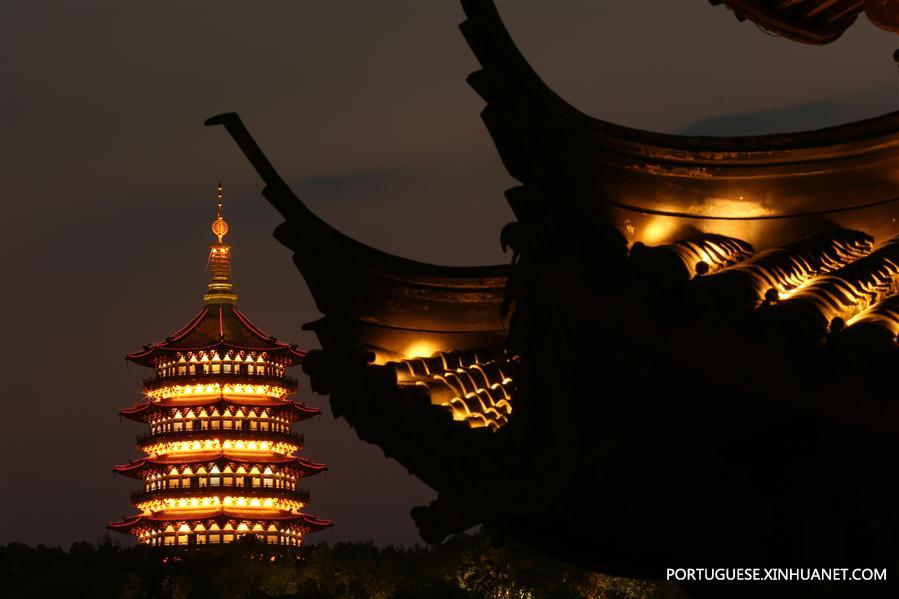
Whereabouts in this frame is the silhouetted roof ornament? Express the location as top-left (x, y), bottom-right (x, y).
top-left (713, 0), bottom-right (898, 44)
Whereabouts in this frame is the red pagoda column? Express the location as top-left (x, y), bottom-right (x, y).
top-left (109, 184), bottom-right (332, 548)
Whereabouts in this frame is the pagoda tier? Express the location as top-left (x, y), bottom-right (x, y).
top-left (108, 511), bottom-right (332, 548)
top-left (120, 396), bottom-right (320, 424)
top-left (113, 453), bottom-right (328, 480)
top-left (126, 303), bottom-right (306, 369)
top-left (110, 184), bottom-right (331, 549)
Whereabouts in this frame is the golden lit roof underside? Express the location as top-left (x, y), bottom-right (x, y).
top-left (701, 229), bottom-right (875, 305)
top-left (387, 348), bottom-right (516, 431)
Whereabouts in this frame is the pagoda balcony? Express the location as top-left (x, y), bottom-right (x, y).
top-left (136, 428), bottom-right (304, 446)
top-left (142, 372), bottom-right (298, 392)
top-left (130, 485), bottom-right (310, 505)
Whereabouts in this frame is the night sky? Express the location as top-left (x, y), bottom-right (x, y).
top-left (1, 1), bottom-right (896, 548)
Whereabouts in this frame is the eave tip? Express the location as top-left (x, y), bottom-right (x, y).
top-left (204, 112), bottom-right (239, 127)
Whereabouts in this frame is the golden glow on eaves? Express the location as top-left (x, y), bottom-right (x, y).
top-left (146, 383), bottom-right (289, 401)
top-left (137, 495), bottom-right (304, 514)
top-left (142, 439), bottom-right (299, 456)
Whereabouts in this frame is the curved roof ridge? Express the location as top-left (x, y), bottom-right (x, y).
top-left (108, 510), bottom-right (333, 529)
top-left (126, 304), bottom-right (306, 366)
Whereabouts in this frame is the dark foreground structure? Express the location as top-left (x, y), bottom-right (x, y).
top-left (712, 0), bottom-right (898, 44)
top-left (206, 0), bottom-right (897, 589)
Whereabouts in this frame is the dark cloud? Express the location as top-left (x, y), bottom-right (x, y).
top-left (1, 0), bottom-right (896, 548)
top-left (680, 87), bottom-right (897, 135)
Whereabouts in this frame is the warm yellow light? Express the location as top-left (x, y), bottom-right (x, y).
top-left (641, 218), bottom-right (676, 245)
top-left (146, 383), bottom-right (289, 400)
top-left (142, 439), bottom-right (299, 456)
top-left (630, 198), bottom-right (777, 247)
top-left (402, 340), bottom-right (441, 360)
top-left (702, 198), bottom-right (772, 219)
top-left (136, 495), bottom-right (304, 513)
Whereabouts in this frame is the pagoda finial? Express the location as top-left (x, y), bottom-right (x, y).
top-left (204, 181), bottom-right (237, 305)
top-left (211, 181), bottom-right (229, 243)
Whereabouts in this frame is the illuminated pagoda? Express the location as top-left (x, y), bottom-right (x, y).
top-left (109, 184), bottom-right (331, 548)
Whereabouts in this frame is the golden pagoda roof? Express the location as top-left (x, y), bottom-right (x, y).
top-left (108, 510), bottom-right (333, 532)
top-left (127, 183), bottom-right (305, 366)
top-left (120, 396), bottom-right (319, 422)
top-left (113, 452), bottom-right (328, 479)
top-left (126, 304), bottom-right (305, 366)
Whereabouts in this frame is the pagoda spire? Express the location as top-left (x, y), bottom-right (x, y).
top-left (204, 182), bottom-right (238, 305)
